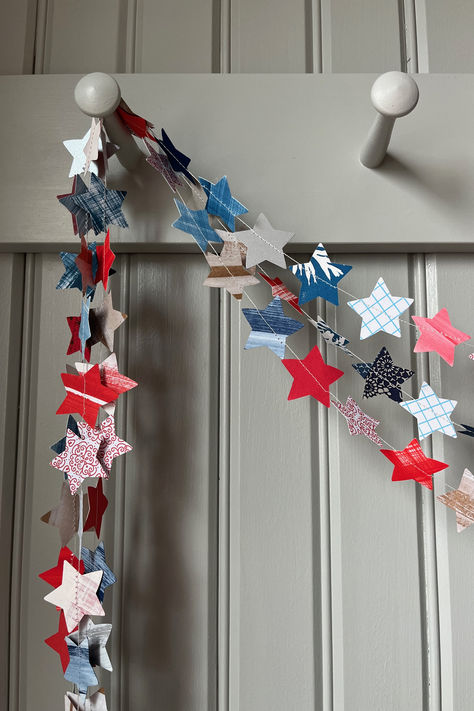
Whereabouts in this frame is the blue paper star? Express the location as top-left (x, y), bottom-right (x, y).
top-left (79, 296), bottom-right (91, 356)
top-left (81, 541), bottom-right (116, 602)
top-left (242, 296), bottom-right (304, 358)
top-left (57, 175), bottom-right (90, 237)
top-left (459, 424), bottom-right (474, 437)
top-left (198, 176), bottom-right (248, 231)
top-left (51, 415), bottom-right (80, 455)
top-left (56, 249), bottom-right (96, 298)
top-left (71, 174), bottom-right (128, 235)
top-left (172, 199), bottom-right (223, 252)
top-left (158, 129), bottom-right (194, 182)
top-left (64, 636), bottom-right (97, 694)
top-left (289, 244), bottom-right (352, 306)
top-left (400, 382), bottom-right (457, 440)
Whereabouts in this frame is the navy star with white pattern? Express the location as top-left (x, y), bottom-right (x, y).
top-left (289, 244), bottom-right (352, 306)
top-left (352, 346), bottom-right (414, 402)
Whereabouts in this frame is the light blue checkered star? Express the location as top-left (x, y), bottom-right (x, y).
top-left (400, 381), bottom-right (457, 440)
top-left (199, 176), bottom-right (248, 231)
top-left (172, 199), bottom-right (223, 252)
top-left (348, 277), bottom-right (413, 339)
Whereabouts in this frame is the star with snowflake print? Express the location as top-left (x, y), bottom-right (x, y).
top-left (289, 244), bottom-right (352, 306)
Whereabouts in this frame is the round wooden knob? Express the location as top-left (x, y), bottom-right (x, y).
top-left (370, 71), bottom-right (419, 118)
top-left (74, 72), bottom-right (121, 118)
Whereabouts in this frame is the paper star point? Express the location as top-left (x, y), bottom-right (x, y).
top-left (89, 292), bottom-right (127, 352)
top-left (39, 547), bottom-right (85, 588)
top-left (290, 244), bottom-right (352, 306)
top-left (381, 438), bottom-right (449, 489)
top-left (348, 277), bottom-right (413, 339)
top-left (41, 481), bottom-right (80, 546)
top-left (412, 308), bottom-right (470, 366)
top-left (311, 316), bottom-right (351, 353)
top-left (203, 239), bottom-right (258, 299)
top-left (258, 272), bottom-right (303, 313)
top-left (242, 296), bottom-right (303, 358)
top-left (84, 479), bottom-right (108, 537)
top-left (282, 345), bottom-right (344, 406)
top-left (437, 469), bottom-right (474, 532)
top-left (172, 199), bottom-right (223, 252)
top-left (400, 381), bottom-right (457, 440)
top-left (45, 611), bottom-right (73, 673)
top-left (44, 561), bottom-right (104, 632)
top-left (332, 396), bottom-right (382, 444)
top-left (81, 542), bottom-right (116, 603)
top-left (157, 129), bottom-right (194, 182)
top-left (199, 175), bottom-right (248, 231)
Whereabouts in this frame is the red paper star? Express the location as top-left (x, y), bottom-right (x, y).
top-left (39, 547), bottom-right (84, 588)
top-left (259, 273), bottom-right (303, 314)
top-left (412, 308), bottom-right (470, 366)
top-left (282, 345), bottom-right (344, 406)
top-left (45, 611), bottom-right (76, 673)
top-left (95, 229), bottom-right (115, 290)
top-left (56, 364), bottom-right (119, 428)
top-left (84, 478), bottom-right (108, 537)
top-left (332, 396), bottom-right (382, 445)
top-left (66, 316), bottom-right (91, 361)
top-left (75, 236), bottom-right (95, 294)
top-left (117, 101), bottom-right (155, 140)
top-left (381, 438), bottom-right (449, 489)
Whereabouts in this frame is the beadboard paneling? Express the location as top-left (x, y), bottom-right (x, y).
top-left (421, 0), bottom-right (474, 72)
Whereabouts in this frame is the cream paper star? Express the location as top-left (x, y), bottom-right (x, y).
top-left (44, 561), bottom-right (104, 632)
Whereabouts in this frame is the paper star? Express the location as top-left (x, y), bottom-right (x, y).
top-left (332, 396), bottom-right (382, 444)
top-left (57, 251), bottom-right (88, 293)
top-left (311, 316), bottom-right (351, 353)
top-left (172, 199), bottom-right (222, 252)
top-left (400, 381), bottom-right (457, 440)
top-left (412, 308), bottom-right (470, 366)
top-left (145, 139), bottom-right (182, 192)
top-left (242, 296), bottom-right (304, 358)
top-left (348, 277), bottom-right (413, 339)
top-left (83, 118), bottom-right (103, 174)
top-left (84, 479), bottom-right (108, 538)
top-left (39, 547), bottom-right (85, 588)
top-left (70, 616), bottom-right (113, 671)
top-left (79, 297), bottom-right (92, 357)
top-left (117, 98), bottom-right (155, 140)
top-left (44, 560), bottom-right (104, 632)
top-left (459, 424), bottom-right (474, 437)
top-left (45, 611), bottom-right (73, 673)
top-left (89, 292), bottom-right (127, 352)
top-left (352, 346), bottom-right (414, 402)
top-left (94, 230), bottom-right (116, 291)
top-left (203, 239), bottom-right (259, 299)
top-left (71, 174), bottom-right (128, 235)
top-left (56, 364), bottom-right (119, 428)
top-left (233, 213), bottom-right (293, 269)
top-left (66, 316), bottom-right (91, 361)
top-left (77, 415), bottom-right (132, 473)
top-left (51, 427), bottom-right (108, 495)
top-left (57, 175), bottom-right (90, 236)
top-left (81, 542), bottom-right (116, 603)
top-left (282, 345), bottom-right (344, 406)
top-left (74, 353), bottom-right (138, 417)
top-left (157, 129), bottom-right (194, 182)
top-left (51, 415), bottom-right (80, 454)
top-left (198, 176), bottom-right (248, 231)
top-left (41, 481), bottom-right (80, 546)
top-left (64, 635), bottom-right (98, 693)
top-left (259, 272), bottom-right (303, 313)
top-left (63, 130), bottom-right (117, 179)
top-left (381, 438), bottom-right (449, 489)
top-left (289, 244), bottom-right (352, 306)
top-left (75, 237), bottom-right (96, 294)
top-left (437, 469), bottom-right (474, 532)
top-left (65, 689), bottom-right (108, 711)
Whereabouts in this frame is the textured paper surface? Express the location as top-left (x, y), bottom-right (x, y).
top-left (199, 175), bottom-right (247, 231)
top-left (203, 239), bottom-right (259, 299)
top-left (41, 481), bottom-right (80, 546)
top-left (412, 307), bottom-right (470, 366)
top-left (381, 438), bottom-right (449, 489)
top-left (282, 345), bottom-right (344, 406)
top-left (259, 273), bottom-right (303, 313)
top-left (172, 199), bottom-right (223, 251)
top-left (289, 244), bottom-right (351, 306)
top-left (437, 469), bottom-right (474, 532)
top-left (242, 296), bottom-right (303, 358)
top-left (353, 346), bottom-right (414, 402)
top-left (51, 427), bottom-right (108, 495)
top-left (83, 479), bottom-right (108, 538)
top-left (400, 381), bottom-right (457, 440)
top-left (236, 213), bottom-right (293, 269)
top-left (72, 174), bottom-right (128, 234)
top-left (332, 396), bottom-right (382, 444)
top-left (56, 364), bottom-right (119, 428)
top-left (348, 277), bottom-right (413, 339)
top-left (44, 561), bottom-right (104, 632)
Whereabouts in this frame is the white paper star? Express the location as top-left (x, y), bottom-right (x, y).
top-left (65, 689), bottom-right (108, 711)
top-left (347, 277), bottom-right (413, 339)
top-left (399, 381), bottom-right (457, 440)
top-left (70, 616), bottom-right (113, 672)
top-left (63, 130), bottom-right (118, 178)
top-left (44, 560), bottom-right (105, 632)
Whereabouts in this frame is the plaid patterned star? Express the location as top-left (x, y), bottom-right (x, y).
top-left (332, 396), bottom-right (382, 444)
top-left (400, 381), bottom-right (457, 440)
top-left (381, 438), bottom-right (449, 489)
top-left (71, 174), bottom-right (128, 234)
top-left (199, 175), bottom-right (248, 231)
top-left (57, 175), bottom-right (90, 236)
top-left (348, 277), bottom-right (413, 339)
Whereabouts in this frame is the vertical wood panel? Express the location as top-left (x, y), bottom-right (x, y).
top-left (419, 0), bottom-right (474, 72)
top-left (428, 254), bottom-right (474, 711)
top-left (326, 254), bottom-right (424, 710)
top-left (0, 0), bottom-right (36, 74)
top-left (230, 0), bottom-right (311, 72)
top-left (320, 0), bottom-right (402, 72)
top-left (122, 254), bottom-right (218, 710)
top-left (134, 0), bottom-right (217, 72)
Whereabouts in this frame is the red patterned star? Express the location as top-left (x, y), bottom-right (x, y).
top-left (381, 438), bottom-right (449, 489)
top-left (75, 236), bottom-right (95, 293)
top-left (78, 415), bottom-right (132, 474)
top-left (50, 427), bottom-right (107, 494)
top-left (259, 273), bottom-right (303, 314)
top-left (282, 345), bottom-right (344, 406)
top-left (117, 99), bottom-right (155, 140)
top-left (74, 353), bottom-right (138, 416)
top-left (84, 479), bottom-right (108, 537)
top-left (56, 364), bottom-right (119, 428)
top-left (95, 229), bottom-right (116, 290)
top-left (66, 316), bottom-right (91, 361)
top-left (39, 547), bottom-right (84, 588)
top-left (412, 308), bottom-right (470, 366)
top-left (332, 396), bottom-right (382, 445)
top-left (45, 611), bottom-right (76, 673)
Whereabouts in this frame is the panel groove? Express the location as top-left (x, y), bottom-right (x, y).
top-left (309, 0), bottom-right (322, 73)
top-left (402, 0), bottom-right (419, 73)
top-left (32, 0), bottom-right (47, 73)
top-left (410, 254), bottom-right (442, 711)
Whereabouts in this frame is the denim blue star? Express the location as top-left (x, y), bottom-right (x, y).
top-left (57, 175), bottom-right (90, 236)
top-left (198, 176), bottom-right (247, 231)
top-left (64, 636), bottom-right (97, 694)
top-left (289, 244), bottom-right (352, 306)
top-left (242, 297), bottom-right (303, 359)
top-left (71, 174), bottom-right (128, 234)
top-left (172, 199), bottom-right (223, 252)
top-left (81, 541), bottom-right (116, 602)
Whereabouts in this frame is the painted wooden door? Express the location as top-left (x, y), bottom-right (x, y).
top-left (2, 72), bottom-right (474, 711)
